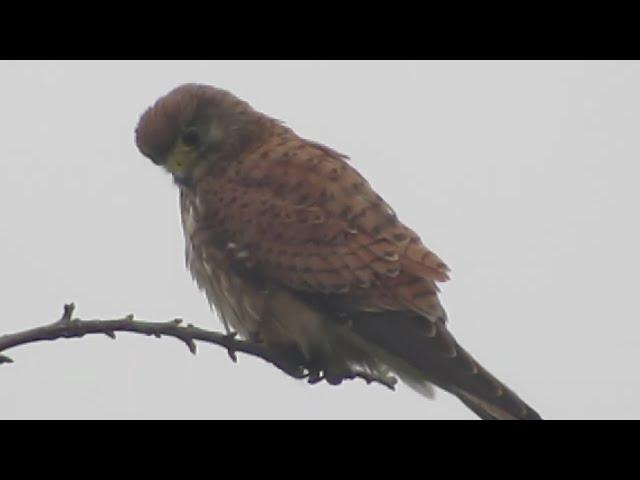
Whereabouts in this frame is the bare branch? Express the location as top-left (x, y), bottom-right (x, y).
top-left (0, 303), bottom-right (396, 391)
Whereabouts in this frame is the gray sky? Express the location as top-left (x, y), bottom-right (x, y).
top-left (1, 60), bottom-right (638, 419)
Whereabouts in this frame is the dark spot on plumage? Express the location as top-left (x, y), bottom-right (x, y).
top-left (296, 193), bottom-right (311, 206)
top-left (328, 232), bottom-right (345, 244)
top-left (296, 211), bottom-right (309, 224)
top-left (340, 205), bottom-right (352, 218)
top-left (404, 276), bottom-right (425, 287)
top-left (255, 175), bottom-right (273, 187)
top-left (393, 233), bottom-right (408, 243)
top-left (317, 189), bottom-right (329, 203)
top-left (270, 207), bottom-right (282, 219)
top-left (273, 183), bottom-right (287, 196)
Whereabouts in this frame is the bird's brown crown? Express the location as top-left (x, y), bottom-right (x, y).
top-left (135, 83), bottom-right (266, 165)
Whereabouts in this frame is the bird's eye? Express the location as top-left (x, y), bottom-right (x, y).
top-left (181, 129), bottom-right (201, 148)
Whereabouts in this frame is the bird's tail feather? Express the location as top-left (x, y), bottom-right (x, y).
top-left (345, 311), bottom-right (542, 420)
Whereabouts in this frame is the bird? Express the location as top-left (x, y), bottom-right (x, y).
top-left (135, 83), bottom-right (542, 420)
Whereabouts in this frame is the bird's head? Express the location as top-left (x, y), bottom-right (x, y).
top-left (135, 83), bottom-right (270, 186)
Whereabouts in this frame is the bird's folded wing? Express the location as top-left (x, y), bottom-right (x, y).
top-left (195, 139), bottom-right (450, 320)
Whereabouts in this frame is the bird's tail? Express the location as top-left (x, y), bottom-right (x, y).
top-left (345, 311), bottom-right (542, 420)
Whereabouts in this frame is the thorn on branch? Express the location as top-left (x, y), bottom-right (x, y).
top-left (227, 348), bottom-right (237, 363)
top-left (0, 354), bottom-right (14, 364)
top-left (184, 338), bottom-right (197, 355)
top-left (104, 331), bottom-right (117, 340)
top-left (224, 332), bottom-right (238, 362)
top-left (60, 303), bottom-right (75, 324)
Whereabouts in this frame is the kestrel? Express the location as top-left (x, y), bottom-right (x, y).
top-left (135, 83), bottom-right (541, 420)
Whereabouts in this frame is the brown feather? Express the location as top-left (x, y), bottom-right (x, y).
top-left (135, 83), bottom-right (541, 420)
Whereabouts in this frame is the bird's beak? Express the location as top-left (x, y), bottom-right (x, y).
top-left (164, 151), bottom-right (193, 187)
top-left (165, 152), bottom-right (184, 176)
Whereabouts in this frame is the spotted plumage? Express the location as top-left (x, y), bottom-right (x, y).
top-left (135, 83), bottom-right (541, 420)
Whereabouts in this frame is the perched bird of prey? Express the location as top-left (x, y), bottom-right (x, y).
top-left (135, 83), bottom-right (542, 420)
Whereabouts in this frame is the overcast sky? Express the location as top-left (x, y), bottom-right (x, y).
top-left (1, 60), bottom-right (638, 419)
